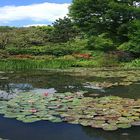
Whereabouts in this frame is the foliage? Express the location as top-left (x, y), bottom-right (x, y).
top-left (0, 32), bottom-right (10, 49)
top-left (0, 26), bottom-right (55, 49)
top-left (50, 17), bottom-right (79, 43)
top-left (0, 50), bottom-right (9, 59)
top-left (6, 38), bottom-right (88, 57)
top-left (69, 0), bottom-right (140, 43)
top-left (96, 53), bottom-right (119, 67)
top-left (0, 54), bottom-right (121, 70)
top-left (118, 20), bottom-right (140, 54)
top-left (67, 38), bottom-right (88, 52)
top-left (87, 33), bottom-right (114, 52)
top-left (1, 92), bottom-right (140, 131)
top-left (0, 59), bottom-right (76, 70)
top-left (9, 27), bottom-right (52, 48)
top-left (6, 45), bottom-right (74, 56)
top-left (73, 60), bottom-right (98, 67)
top-left (109, 51), bottom-right (133, 62)
top-left (123, 59), bottom-right (140, 68)
top-left (0, 1), bottom-right (140, 68)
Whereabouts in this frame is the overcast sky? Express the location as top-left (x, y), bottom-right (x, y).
top-left (0, 0), bottom-right (71, 27)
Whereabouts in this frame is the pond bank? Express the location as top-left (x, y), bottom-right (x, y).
top-left (0, 58), bottom-right (139, 71)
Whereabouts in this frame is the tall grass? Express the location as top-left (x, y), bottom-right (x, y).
top-left (0, 59), bottom-right (76, 71)
top-left (123, 59), bottom-right (140, 68)
top-left (0, 55), bottom-right (128, 71)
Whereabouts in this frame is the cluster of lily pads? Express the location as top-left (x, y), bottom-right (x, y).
top-left (65, 68), bottom-right (140, 88)
top-left (0, 92), bottom-right (140, 131)
top-left (92, 70), bottom-right (140, 88)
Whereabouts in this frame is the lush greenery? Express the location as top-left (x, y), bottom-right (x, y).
top-left (70, 0), bottom-right (140, 52)
top-left (0, 1), bottom-right (140, 70)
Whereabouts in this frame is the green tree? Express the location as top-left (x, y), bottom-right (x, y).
top-left (0, 32), bottom-right (9, 49)
top-left (8, 26), bottom-right (53, 48)
top-left (9, 28), bottom-right (30, 48)
top-left (87, 33), bottom-right (114, 52)
top-left (118, 20), bottom-right (140, 54)
top-left (36, 25), bottom-right (54, 42)
top-left (50, 17), bottom-right (79, 43)
top-left (0, 26), bottom-right (14, 49)
top-left (69, 0), bottom-right (140, 43)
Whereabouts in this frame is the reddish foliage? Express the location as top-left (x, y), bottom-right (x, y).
top-left (13, 55), bottom-right (33, 59)
top-left (73, 53), bottom-right (92, 59)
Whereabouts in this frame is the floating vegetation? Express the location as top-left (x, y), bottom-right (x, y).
top-left (0, 92), bottom-right (140, 131)
top-left (62, 68), bottom-right (140, 88)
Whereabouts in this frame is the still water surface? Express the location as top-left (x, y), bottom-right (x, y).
top-left (0, 70), bottom-right (140, 140)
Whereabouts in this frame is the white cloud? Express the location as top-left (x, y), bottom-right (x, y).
top-left (24, 24), bottom-right (49, 27)
top-left (0, 2), bottom-right (70, 23)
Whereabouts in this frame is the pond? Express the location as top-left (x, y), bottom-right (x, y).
top-left (0, 69), bottom-right (140, 140)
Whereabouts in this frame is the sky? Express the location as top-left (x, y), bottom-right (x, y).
top-left (0, 0), bottom-right (72, 27)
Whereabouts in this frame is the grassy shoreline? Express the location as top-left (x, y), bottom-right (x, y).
top-left (0, 57), bottom-right (139, 71)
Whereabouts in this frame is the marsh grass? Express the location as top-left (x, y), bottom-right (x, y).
top-left (0, 59), bottom-right (76, 70)
top-left (0, 54), bottom-right (127, 71)
top-left (123, 59), bottom-right (140, 68)
top-left (0, 58), bottom-right (121, 71)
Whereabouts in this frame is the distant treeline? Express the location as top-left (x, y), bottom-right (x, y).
top-left (0, 17), bottom-right (79, 49)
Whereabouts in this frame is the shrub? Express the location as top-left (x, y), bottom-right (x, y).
top-left (67, 38), bottom-right (88, 52)
top-left (6, 38), bottom-right (88, 57)
top-left (118, 20), bottom-right (140, 54)
top-left (0, 50), bottom-right (9, 58)
top-left (118, 42), bottom-right (140, 54)
top-left (97, 53), bottom-right (119, 67)
top-left (109, 51), bottom-right (133, 62)
top-left (124, 59), bottom-right (140, 68)
top-left (87, 33), bottom-right (115, 52)
top-left (74, 60), bottom-right (98, 67)
top-left (6, 45), bottom-right (74, 56)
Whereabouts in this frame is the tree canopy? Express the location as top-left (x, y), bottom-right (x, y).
top-left (69, 0), bottom-right (140, 43)
top-left (50, 17), bottom-right (79, 43)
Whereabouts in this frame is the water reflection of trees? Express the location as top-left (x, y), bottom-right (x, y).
top-left (1, 71), bottom-right (140, 99)
top-left (106, 83), bottom-right (140, 99)
top-left (0, 80), bottom-right (33, 100)
top-left (0, 81), bottom-right (12, 93)
top-left (1, 71), bottom-right (94, 93)
top-left (82, 126), bottom-right (140, 140)
top-left (0, 81), bottom-right (15, 100)
top-left (0, 81), bottom-right (33, 93)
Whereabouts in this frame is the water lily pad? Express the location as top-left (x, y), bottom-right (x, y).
top-left (131, 121), bottom-right (140, 126)
top-left (117, 123), bottom-right (131, 129)
top-left (1, 91), bottom-right (140, 131)
top-left (102, 124), bottom-right (118, 131)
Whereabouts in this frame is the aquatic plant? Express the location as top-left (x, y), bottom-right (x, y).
top-left (0, 92), bottom-right (140, 131)
top-left (63, 68), bottom-right (140, 88)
